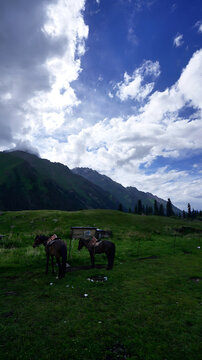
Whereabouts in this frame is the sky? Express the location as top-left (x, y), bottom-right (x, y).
top-left (0, 0), bottom-right (202, 211)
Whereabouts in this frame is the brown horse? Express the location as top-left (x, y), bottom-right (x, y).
top-left (33, 235), bottom-right (67, 278)
top-left (78, 237), bottom-right (115, 270)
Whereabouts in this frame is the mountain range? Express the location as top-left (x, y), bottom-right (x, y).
top-left (72, 167), bottom-right (180, 214)
top-left (0, 150), bottom-right (181, 213)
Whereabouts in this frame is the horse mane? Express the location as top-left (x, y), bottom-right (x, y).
top-left (35, 234), bottom-right (49, 241)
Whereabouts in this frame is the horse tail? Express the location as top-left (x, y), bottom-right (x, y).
top-left (61, 244), bottom-right (67, 278)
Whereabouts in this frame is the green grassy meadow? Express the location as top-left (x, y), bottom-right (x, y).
top-left (0, 210), bottom-right (201, 360)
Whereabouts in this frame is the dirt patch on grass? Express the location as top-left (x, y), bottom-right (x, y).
top-left (88, 275), bottom-right (108, 282)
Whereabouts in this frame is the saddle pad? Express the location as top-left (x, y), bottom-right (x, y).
top-left (47, 238), bottom-right (61, 246)
top-left (88, 238), bottom-right (102, 248)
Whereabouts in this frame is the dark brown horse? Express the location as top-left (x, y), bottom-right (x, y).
top-left (33, 235), bottom-right (67, 278)
top-left (78, 237), bottom-right (115, 270)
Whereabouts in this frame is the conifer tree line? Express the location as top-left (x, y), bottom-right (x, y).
top-left (133, 198), bottom-right (174, 216)
top-left (118, 199), bottom-right (202, 218)
top-left (183, 203), bottom-right (202, 219)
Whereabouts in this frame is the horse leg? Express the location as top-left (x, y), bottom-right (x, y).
top-left (106, 252), bottom-right (110, 270)
top-left (106, 245), bottom-right (115, 270)
top-left (46, 253), bottom-right (49, 274)
top-left (61, 247), bottom-right (67, 278)
top-left (56, 258), bottom-right (62, 278)
top-left (51, 256), bottom-right (55, 274)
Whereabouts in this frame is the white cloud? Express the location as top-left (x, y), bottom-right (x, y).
top-left (195, 20), bottom-right (202, 34)
top-left (8, 140), bottom-right (40, 157)
top-left (29, 0), bottom-right (89, 134)
top-left (178, 49), bottom-right (202, 109)
top-left (39, 49), bottom-right (202, 210)
top-left (116, 60), bottom-right (160, 101)
top-left (173, 33), bottom-right (184, 47)
top-left (0, 0), bottom-right (88, 146)
top-left (1, 92), bottom-right (12, 101)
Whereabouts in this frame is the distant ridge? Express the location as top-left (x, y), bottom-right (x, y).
top-left (0, 151), bottom-right (118, 211)
top-left (72, 167), bottom-right (181, 214)
top-left (0, 150), bottom-right (181, 213)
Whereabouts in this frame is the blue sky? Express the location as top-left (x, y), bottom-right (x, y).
top-left (0, 0), bottom-right (202, 210)
top-left (83, 0), bottom-right (200, 87)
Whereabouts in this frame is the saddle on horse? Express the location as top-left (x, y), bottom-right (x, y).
top-left (88, 236), bottom-right (101, 249)
top-left (47, 234), bottom-right (59, 246)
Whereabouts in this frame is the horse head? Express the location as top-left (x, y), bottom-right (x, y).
top-left (78, 238), bottom-right (85, 251)
top-left (33, 235), bottom-right (46, 248)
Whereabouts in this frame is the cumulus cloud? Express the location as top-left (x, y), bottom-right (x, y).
top-left (0, 0), bottom-right (88, 149)
top-left (177, 50), bottom-right (202, 109)
top-left (115, 60), bottom-right (160, 102)
top-left (173, 33), bottom-right (184, 47)
top-left (42, 49), bottom-right (202, 210)
top-left (8, 140), bottom-right (40, 157)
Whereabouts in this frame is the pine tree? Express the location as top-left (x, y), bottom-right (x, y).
top-left (192, 208), bottom-right (197, 219)
top-left (154, 200), bottom-right (159, 215)
top-left (134, 205), bottom-right (138, 214)
top-left (159, 204), bottom-right (164, 216)
top-left (166, 198), bottom-right (174, 217)
top-left (137, 199), bottom-right (143, 214)
top-left (118, 203), bottom-right (123, 211)
top-left (187, 203), bottom-right (191, 218)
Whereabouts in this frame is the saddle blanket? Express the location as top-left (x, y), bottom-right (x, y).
top-left (88, 236), bottom-right (101, 248)
top-left (47, 234), bottom-right (60, 246)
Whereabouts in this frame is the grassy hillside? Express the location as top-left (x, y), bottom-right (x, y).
top-left (0, 210), bottom-right (201, 360)
top-left (72, 167), bottom-right (134, 210)
top-left (0, 151), bottom-right (118, 211)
